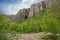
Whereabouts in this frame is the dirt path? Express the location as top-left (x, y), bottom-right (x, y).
top-left (7, 32), bottom-right (53, 40)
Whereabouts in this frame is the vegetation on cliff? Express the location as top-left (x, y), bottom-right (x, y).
top-left (0, 6), bottom-right (60, 34)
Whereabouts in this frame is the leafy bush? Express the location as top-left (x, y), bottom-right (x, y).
top-left (17, 18), bottom-right (42, 33)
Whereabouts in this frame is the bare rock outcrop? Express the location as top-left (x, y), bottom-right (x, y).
top-left (28, 1), bottom-right (46, 18)
top-left (17, 8), bottom-right (30, 19)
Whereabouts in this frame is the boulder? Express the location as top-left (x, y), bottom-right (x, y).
top-left (17, 8), bottom-right (30, 19)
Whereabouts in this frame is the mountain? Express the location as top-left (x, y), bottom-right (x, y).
top-left (1, 0), bottom-right (60, 21)
top-left (17, 0), bottom-right (60, 19)
top-left (17, 1), bottom-right (46, 18)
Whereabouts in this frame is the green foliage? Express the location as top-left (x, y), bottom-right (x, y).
top-left (17, 18), bottom-right (42, 33)
top-left (42, 35), bottom-right (60, 40)
top-left (0, 3), bottom-right (60, 40)
top-left (0, 13), bottom-right (9, 33)
top-left (0, 5), bottom-right (60, 34)
top-left (40, 7), bottom-right (60, 34)
top-left (0, 31), bottom-right (7, 40)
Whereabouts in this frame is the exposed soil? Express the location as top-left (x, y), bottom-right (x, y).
top-left (7, 32), bottom-right (54, 40)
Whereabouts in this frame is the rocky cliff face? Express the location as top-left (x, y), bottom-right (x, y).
top-left (17, 8), bottom-right (30, 19)
top-left (28, 0), bottom-right (60, 18)
top-left (8, 0), bottom-right (60, 19)
top-left (17, 1), bottom-right (46, 18)
top-left (28, 1), bottom-right (46, 17)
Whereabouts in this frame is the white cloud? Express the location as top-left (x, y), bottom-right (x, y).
top-left (22, 0), bottom-right (36, 3)
top-left (22, 0), bottom-right (28, 3)
top-left (3, 2), bottom-right (30, 15)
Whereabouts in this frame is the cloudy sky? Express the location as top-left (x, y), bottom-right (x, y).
top-left (0, 0), bottom-right (42, 15)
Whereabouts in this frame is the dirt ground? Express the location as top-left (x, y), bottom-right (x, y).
top-left (7, 32), bottom-right (59, 40)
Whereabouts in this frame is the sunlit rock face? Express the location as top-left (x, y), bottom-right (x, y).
top-left (28, 4), bottom-right (35, 18)
top-left (28, 1), bottom-right (46, 18)
top-left (17, 8), bottom-right (30, 19)
top-left (17, 0), bottom-right (60, 18)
